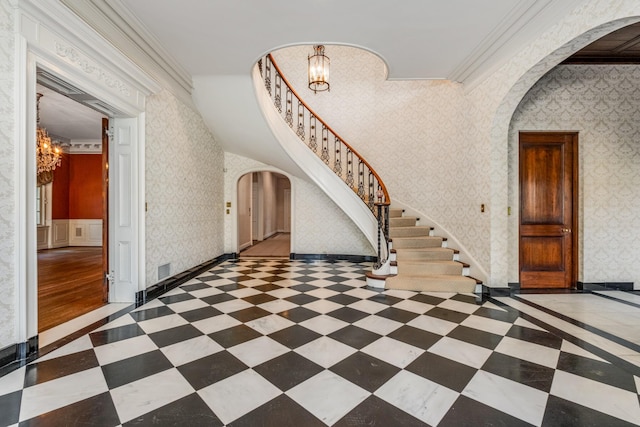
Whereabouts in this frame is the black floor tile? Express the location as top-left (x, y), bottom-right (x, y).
top-left (425, 306), bottom-right (470, 323)
top-left (217, 283), bottom-right (248, 292)
top-left (474, 306), bottom-right (520, 323)
top-left (258, 275), bottom-right (287, 283)
top-left (451, 294), bottom-right (480, 305)
top-left (481, 352), bottom-right (555, 393)
top-left (159, 293), bottom-right (195, 304)
top-left (180, 282), bottom-right (211, 292)
top-left (406, 352), bottom-right (477, 392)
top-left (387, 325), bottom-right (442, 350)
top-left (24, 349), bottom-right (100, 387)
top-left (277, 307), bottom-right (320, 323)
top-left (290, 284), bottom-right (319, 292)
top-left (179, 306), bottom-right (223, 323)
top-left (410, 293), bottom-right (446, 306)
top-left (123, 393), bottom-right (223, 427)
top-left (228, 394), bottom-right (325, 427)
top-left (19, 392), bottom-right (120, 427)
top-left (200, 293), bottom-right (237, 305)
top-left (0, 390), bottom-right (21, 426)
top-left (557, 352), bottom-right (638, 393)
top-left (541, 395), bottom-right (637, 427)
top-left (334, 395), bottom-right (428, 427)
top-left (243, 293), bottom-right (278, 305)
top-left (177, 351), bottom-right (248, 390)
top-left (285, 294), bottom-right (318, 306)
top-left (128, 306), bottom-right (176, 322)
top-left (101, 350), bottom-right (173, 389)
top-left (148, 324), bottom-right (203, 348)
top-left (330, 352), bottom-right (400, 392)
top-left (328, 325), bottom-right (381, 349)
top-left (326, 294), bottom-right (360, 306)
top-left (506, 325), bottom-right (563, 349)
top-left (228, 306), bottom-right (272, 322)
top-left (367, 294), bottom-right (403, 306)
top-left (268, 325), bottom-right (322, 349)
top-left (447, 325), bottom-right (503, 350)
top-left (375, 307), bottom-right (420, 323)
top-left (254, 284), bottom-right (283, 292)
top-left (326, 284), bottom-right (355, 293)
top-left (89, 324), bottom-right (146, 347)
top-left (253, 351), bottom-right (323, 391)
top-left (439, 395), bottom-right (533, 427)
top-left (208, 325), bottom-right (262, 348)
top-left (327, 307), bottom-right (370, 324)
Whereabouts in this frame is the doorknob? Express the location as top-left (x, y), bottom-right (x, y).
top-left (562, 228), bottom-right (571, 233)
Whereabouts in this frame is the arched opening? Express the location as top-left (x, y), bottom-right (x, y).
top-left (237, 171), bottom-right (291, 258)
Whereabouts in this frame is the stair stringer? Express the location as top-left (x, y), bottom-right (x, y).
top-left (251, 64), bottom-right (379, 251)
top-left (392, 199), bottom-right (488, 284)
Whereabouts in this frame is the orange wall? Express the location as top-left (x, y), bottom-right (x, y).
top-left (52, 154), bottom-right (102, 220)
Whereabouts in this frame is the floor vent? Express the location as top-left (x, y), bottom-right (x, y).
top-left (158, 263), bottom-right (171, 280)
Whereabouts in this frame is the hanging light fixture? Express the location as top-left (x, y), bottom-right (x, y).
top-left (36, 93), bottom-right (62, 174)
top-left (308, 45), bottom-right (330, 93)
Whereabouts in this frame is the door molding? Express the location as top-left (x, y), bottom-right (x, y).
top-left (15, 0), bottom-right (160, 343)
top-left (519, 131), bottom-right (578, 289)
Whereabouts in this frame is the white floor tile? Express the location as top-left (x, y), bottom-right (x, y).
top-left (192, 314), bottom-right (242, 334)
top-left (258, 299), bottom-right (299, 314)
top-left (551, 370), bottom-right (640, 424)
top-left (428, 337), bottom-right (492, 369)
top-left (560, 340), bottom-right (607, 362)
top-left (165, 298), bottom-right (209, 314)
top-left (495, 337), bottom-right (560, 369)
top-left (227, 336), bottom-right (289, 367)
top-left (361, 336), bottom-right (424, 368)
top-left (37, 335), bottom-right (94, 363)
top-left (161, 335), bottom-right (224, 366)
top-left (287, 370), bottom-right (369, 426)
top-left (0, 366), bottom-right (25, 396)
top-left (437, 299), bottom-right (480, 314)
top-left (353, 315), bottom-right (403, 336)
top-left (384, 289), bottom-right (418, 300)
top-left (299, 315), bottom-right (349, 335)
top-left (392, 299), bottom-right (434, 314)
top-left (198, 369), bottom-right (281, 424)
top-left (306, 288), bottom-right (339, 299)
top-left (265, 288), bottom-right (300, 299)
top-left (407, 315), bottom-right (457, 336)
top-left (513, 317), bottom-right (547, 332)
top-left (301, 299), bottom-right (343, 314)
top-left (461, 314), bottom-right (512, 336)
top-left (226, 287), bottom-right (262, 299)
top-left (94, 335), bottom-right (158, 366)
top-left (346, 299), bottom-right (388, 314)
top-left (137, 314), bottom-right (189, 334)
top-left (190, 286), bottom-right (224, 298)
top-left (463, 371), bottom-right (548, 426)
top-left (295, 337), bottom-right (357, 368)
top-left (211, 299), bottom-right (253, 314)
top-left (375, 370), bottom-right (459, 426)
top-left (20, 367), bottom-right (108, 422)
top-left (110, 368), bottom-right (194, 423)
top-left (245, 314), bottom-right (295, 335)
top-left (343, 287), bottom-right (378, 300)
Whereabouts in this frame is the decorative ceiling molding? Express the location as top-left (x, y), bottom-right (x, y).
top-left (60, 0), bottom-right (194, 105)
top-left (67, 140), bottom-right (102, 154)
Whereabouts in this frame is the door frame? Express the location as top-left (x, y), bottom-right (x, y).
top-left (518, 131), bottom-right (579, 289)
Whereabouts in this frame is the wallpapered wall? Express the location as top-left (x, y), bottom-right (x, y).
top-left (223, 153), bottom-right (374, 256)
top-left (145, 89), bottom-right (225, 286)
top-left (0, 1), bottom-right (16, 346)
top-left (509, 64), bottom-right (640, 285)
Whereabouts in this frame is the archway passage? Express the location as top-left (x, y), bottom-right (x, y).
top-left (237, 171), bottom-right (291, 258)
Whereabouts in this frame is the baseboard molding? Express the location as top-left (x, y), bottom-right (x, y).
top-left (0, 336), bottom-right (39, 377)
top-left (290, 253), bottom-right (377, 263)
top-left (577, 281), bottom-right (634, 291)
top-left (136, 253), bottom-right (237, 307)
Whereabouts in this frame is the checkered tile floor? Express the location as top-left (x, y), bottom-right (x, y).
top-left (1, 259), bottom-right (640, 426)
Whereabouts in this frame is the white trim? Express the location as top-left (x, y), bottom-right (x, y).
top-left (50, 220), bottom-right (70, 248)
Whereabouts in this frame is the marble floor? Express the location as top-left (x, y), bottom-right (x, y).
top-left (1, 259), bottom-right (640, 426)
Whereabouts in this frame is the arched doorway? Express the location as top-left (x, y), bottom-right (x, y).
top-left (237, 171), bottom-right (291, 258)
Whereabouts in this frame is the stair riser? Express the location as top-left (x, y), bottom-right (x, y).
top-left (398, 264), bottom-right (462, 275)
top-left (395, 250), bottom-right (454, 262)
top-left (389, 227), bottom-right (432, 238)
top-left (389, 209), bottom-right (404, 218)
top-left (390, 217), bottom-right (417, 227)
top-left (385, 277), bottom-right (476, 293)
top-left (391, 238), bottom-right (443, 249)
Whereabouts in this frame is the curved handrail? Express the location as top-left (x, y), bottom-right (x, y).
top-left (259, 53), bottom-right (390, 268)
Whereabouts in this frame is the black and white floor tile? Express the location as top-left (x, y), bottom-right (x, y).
top-left (1, 259), bottom-right (640, 426)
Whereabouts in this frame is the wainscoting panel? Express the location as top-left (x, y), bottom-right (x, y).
top-left (51, 220), bottom-right (69, 248)
top-left (68, 219), bottom-right (102, 247)
top-left (37, 226), bottom-right (48, 250)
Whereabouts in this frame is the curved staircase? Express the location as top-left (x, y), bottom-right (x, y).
top-left (372, 208), bottom-right (480, 293)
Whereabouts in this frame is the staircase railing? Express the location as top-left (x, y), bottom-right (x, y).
top-left (259, 54), bottom-right (390, 268)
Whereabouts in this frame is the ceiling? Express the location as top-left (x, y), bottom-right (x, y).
top-left (563, 21), bottom-right (640, 63)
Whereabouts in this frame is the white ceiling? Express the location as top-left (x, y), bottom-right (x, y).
top-left (119, 0), bottom-right (586, 81)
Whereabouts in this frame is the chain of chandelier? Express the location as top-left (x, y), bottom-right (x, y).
top-left (36, 93), bottom-right (62, 174)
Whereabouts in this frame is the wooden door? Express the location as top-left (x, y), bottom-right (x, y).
top-left (101, 118), bottom-right (109, 302)
top-left (519, 132), bottom-right (578, 289)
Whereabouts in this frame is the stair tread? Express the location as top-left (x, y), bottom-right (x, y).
top-left (390, 274), bottom-right (476, 282)
top-left (389, 226), bottom-right (433, 230)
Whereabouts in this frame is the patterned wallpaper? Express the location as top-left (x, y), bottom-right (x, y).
top-left (509, 65), bottom-right (640, 285)
top-left (223, 153), bottom-right (373, 256)
top-left (145, 89), bottom-right (225, 287)
top-left (0, 1), bottom-right (16, 347)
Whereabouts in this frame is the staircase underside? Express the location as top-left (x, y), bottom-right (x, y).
top-left (379, 208), bottom-right (478, 293)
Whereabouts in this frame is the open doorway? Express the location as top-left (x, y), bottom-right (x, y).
top-left (35, 77), bottom-right (109, 333)
top-left (237, 171), bottom-right (291, 258)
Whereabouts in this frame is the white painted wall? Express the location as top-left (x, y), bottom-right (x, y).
top-left (509, 64), bottom-right (640, 287)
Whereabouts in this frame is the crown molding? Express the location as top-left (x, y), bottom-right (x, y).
top-left (60, 0), bottom-right (194, 107)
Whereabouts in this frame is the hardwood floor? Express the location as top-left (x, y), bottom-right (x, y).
top-left (38, 247), bottom-right (106, 332)
top-left (240, 233), bottom-right (290, 258)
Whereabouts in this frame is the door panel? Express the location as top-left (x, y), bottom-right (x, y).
top-left (519, 132), bottom-right (578, 289)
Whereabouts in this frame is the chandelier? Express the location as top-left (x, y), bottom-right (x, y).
top-left (308, 45), bottom-right (330, 93)
top-left (36, 93), bottom-right (62, 174)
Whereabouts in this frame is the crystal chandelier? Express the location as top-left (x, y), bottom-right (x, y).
top-left (308, 45), bottom-right (330, 93)
top-left (36, 93), bottom-right (62, 174)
